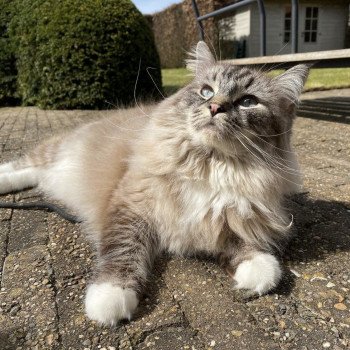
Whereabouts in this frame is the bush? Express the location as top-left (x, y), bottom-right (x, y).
top-left (0, 0), bottom-right (19, 106)
top-left (11, 0), bottom-right (162, 109)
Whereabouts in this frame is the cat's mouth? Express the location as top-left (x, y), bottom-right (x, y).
top-left (196, 114), bottom-right (226, 131)
top-left (201, 121), bottom-right (216, 129)
top-left (193, 117), bottom-right (228, 144)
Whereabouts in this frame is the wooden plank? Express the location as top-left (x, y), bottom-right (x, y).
top-left (224, 49), bottom-right (350, 68)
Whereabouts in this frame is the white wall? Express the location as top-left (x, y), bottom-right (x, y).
top-left (218, 8), bottom-right (251, 39)
top-left (299, 3), bottom-right (348, 52)
top-left (250, 2), bottom-right (291, 57)
top-left (249, 0), bottom-right (348, 57)
top-left (218, 8), bottom-right (251, 56)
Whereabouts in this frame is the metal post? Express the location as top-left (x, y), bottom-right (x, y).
top-left (291, 0), bottom-right (299, 53)
top-left (191, 0), bottom-right (267, 56)
top-left (256, 0), bottom-right (266, 56)
top-left (191, 0), bottom-right (204, 41)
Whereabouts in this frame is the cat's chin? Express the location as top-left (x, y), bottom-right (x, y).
top-left (195, 124), bottom-right (224, 147)
top-left (194, 127), bottom-right (239, 156)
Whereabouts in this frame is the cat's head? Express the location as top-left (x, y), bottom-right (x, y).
top-left (163, 41), bottom-right (309, 155)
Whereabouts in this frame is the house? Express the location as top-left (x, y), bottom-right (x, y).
top-left (218, 0), bottom-right (350, 58)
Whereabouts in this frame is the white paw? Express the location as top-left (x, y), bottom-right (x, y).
top-left (0, 174), bottom-right (12, 194)
top-left (0, 168), bottom-right (39, 194)
top-left (0, 162), bottom-right (14, 174)
top-left (85, 282), bottom-right (138, 325)
top-left (233, 253), bottom-right (282, 295)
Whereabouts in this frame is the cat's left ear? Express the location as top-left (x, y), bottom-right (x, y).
top-left (273, 64), bottom-right (310, 105)
top-left (186, 41), bottom-right (216, 77)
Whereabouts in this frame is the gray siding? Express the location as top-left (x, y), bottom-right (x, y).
top-left (218, 8), bottom-right (251, 57)
top-left (299, 4), bottom-right (347, 52)
top-left (218, 9), bottom-right (251, 40)
top-left (248, 0), bottom-right (348, 57)
top-left (249, 2), bottom-right (291, 57)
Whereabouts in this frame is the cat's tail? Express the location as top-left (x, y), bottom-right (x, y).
top-left (0, 157), bottom-right (40, 194)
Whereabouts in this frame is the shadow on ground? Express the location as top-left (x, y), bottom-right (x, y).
top-left (0, 329), bottom-right (21, 350)
top-left (274, 193), bottom-right (350, 295)
top-left (298, 96), bottom-right (350, 124)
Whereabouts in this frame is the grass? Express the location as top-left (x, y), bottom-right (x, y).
top-left (161, 68), bottom-right (192, 95)
top-left (162, 67), bottom-right (350, 95)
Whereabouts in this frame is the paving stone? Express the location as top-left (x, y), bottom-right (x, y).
top-left (0, 245), bottom-right (59, 349)
top-left (163, 257), bottom-right (280, 350)
top-left (134, 327), bottom-right (203, 350)
top-left (0, 221), bottom-right (10, 287)
top-left (0, 194), bottom-right (14, 221)
top-left (8, 210), bottom-right (48, 253)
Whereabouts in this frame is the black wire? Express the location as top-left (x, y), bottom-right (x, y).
top-left (0, 201), bottom-right (81, 224)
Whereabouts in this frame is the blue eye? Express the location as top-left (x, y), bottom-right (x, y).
top-left (200, 86), bottom-right (214, 99)
top-left (238, 95), bottom-right (258, 108)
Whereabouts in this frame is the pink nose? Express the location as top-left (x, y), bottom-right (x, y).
top-left (209, 103), bottom-right (223, 116)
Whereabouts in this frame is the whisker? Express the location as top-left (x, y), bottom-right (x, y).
top-left (134, 58), bottom-right (151, 118)
top-left (102, 116), bottom-right (150, 133)
top-left (253, 127), bottom-right (294, 137)
top-left (237, 130), bottom-right (300, 174)
top-left (257, 41), bottom-right (291, 74)
top-left (235, 132), bottom-right (302, 187)
top-left (146, 67), bottom-right (165, 99)
top-left (242, 128), bottom-right (296, 154)
top-left (238, 131), bottom-right (300, 180)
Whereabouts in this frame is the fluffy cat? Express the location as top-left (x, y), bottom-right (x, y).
top-left (0, 42), bottom-right (309, 325)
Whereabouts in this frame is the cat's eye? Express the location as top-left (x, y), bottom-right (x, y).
top-left (238, 96), bottom-right (258, 108)
top-left (200, 85), bottom-right (214, 99)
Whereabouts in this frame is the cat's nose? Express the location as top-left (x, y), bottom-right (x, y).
top-left (209, 103), bottom-right (225, 117)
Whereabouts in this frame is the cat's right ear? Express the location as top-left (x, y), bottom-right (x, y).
top-left (186, 41), bottom-right (216, 77)
top-left (272, 64), bottom-right (310, 105)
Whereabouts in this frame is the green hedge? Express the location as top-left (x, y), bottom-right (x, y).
top-left (7, 0), bottom-right (162, 109)
top-left (0, 0), bottom-right (18, 105)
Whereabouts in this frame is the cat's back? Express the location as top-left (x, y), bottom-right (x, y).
top-left (76, 105), bottom-right (153, 150)
top-left (40, 105), bottom-right (154, 228)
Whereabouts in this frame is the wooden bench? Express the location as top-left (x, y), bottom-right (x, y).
top-left (225, 49), bottom-right (350, 69)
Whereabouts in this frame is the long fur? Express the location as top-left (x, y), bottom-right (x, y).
top-left (0, 42), bottom-right (309, 324)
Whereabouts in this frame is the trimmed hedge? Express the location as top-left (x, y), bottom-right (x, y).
top-left (9, 0), bottom-right (162, 109)
top-left (0, 0), bottom-right (18, 105)
top-left (151, 0), bottom-right (219, 68)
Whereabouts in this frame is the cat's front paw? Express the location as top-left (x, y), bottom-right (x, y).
top-left (233, 253), bottom-right (282, 295)
top-left (85, 282), bottom-right (138, 325)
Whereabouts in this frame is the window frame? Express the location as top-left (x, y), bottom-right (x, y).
top-left (283, 5), bottom-right (292, 44)
top-left (304, 6), bottom-right (319, 43)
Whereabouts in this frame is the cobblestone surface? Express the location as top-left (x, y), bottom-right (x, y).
top-left (0, 91), bottom-right (349, 349)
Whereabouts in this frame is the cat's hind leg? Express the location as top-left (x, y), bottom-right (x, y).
top-left (85, 204), bottom-right (159, 325)
top-left (0, 159), bottom-right (40, 194)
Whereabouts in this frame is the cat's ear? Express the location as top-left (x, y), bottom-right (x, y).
top-left (186, 41), bottom-right (216, 76)
top-left (273, 64), bottom-right (310, 105)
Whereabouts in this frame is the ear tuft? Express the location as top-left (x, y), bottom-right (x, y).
top-left (186, 41), bottom-right (216, 76)
top-left (273, 64), bottom-right (310, 105)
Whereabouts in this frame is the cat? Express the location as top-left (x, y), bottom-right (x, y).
top-left (0, 41), bottom-right (309, 325)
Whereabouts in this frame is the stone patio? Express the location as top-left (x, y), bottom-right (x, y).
top-left (0, 90), bottom-right (349, 349)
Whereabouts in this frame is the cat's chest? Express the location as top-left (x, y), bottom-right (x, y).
top-left (157, 180), bottom-right (247, 254)
top-left (179, 181), bottom-right (234, 223)
top-left (152, 161), bottom-right (254, 254)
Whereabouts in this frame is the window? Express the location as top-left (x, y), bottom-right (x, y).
top-left (284, 6), bottom-right (291, 43)
top-left (304, 7), bottom-right (318, 43)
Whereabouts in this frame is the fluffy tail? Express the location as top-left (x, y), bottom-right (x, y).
top-left (0, 158), bottom-right (40, 194)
